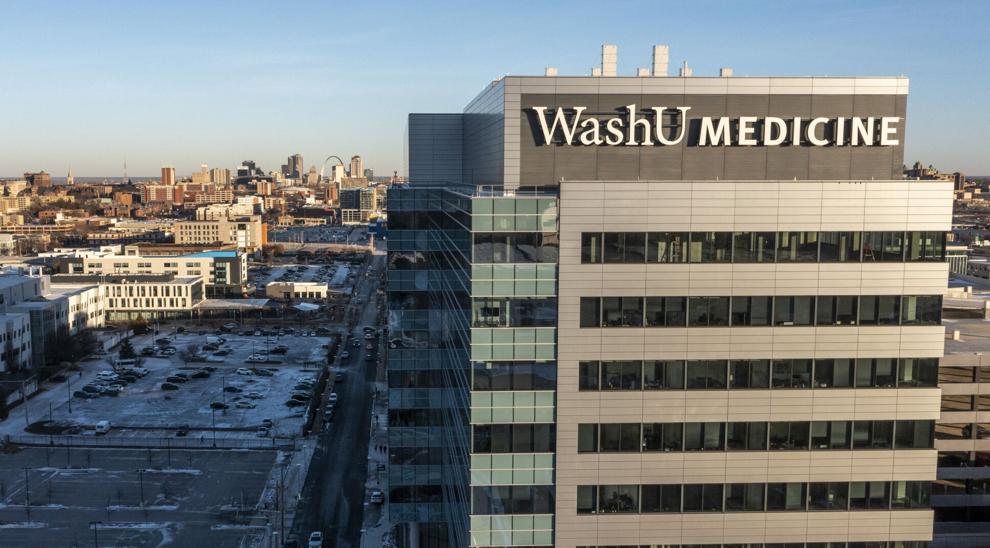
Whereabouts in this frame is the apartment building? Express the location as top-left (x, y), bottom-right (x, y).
top-left (50, 274), bottom-right (205, 320)
top-left (173, 215), bottom-right (266, 252)
top-left (388, 46), bottom-right (949, 548)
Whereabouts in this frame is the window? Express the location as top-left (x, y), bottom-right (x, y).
top-left (772, 359), bottom-right (812, 388)
top-left (647, 232), bottom-right (689, 263)
top-left (581, 233), bottom-right (602, 264)
top-left (850, 481), bottom-right (890, 510)
top-left (907, 231), bottom-right (946, 262)
top-left (859, 296), bottom-right (900, 325)
top-left (856, 358), bottom-right (897, 388)
top-left (579, 297), bottom-right (600, 328)
top-left (730, 296), bottom-right (772, 326)
top-left (578, 424), bottom-right (598, 453)
top-left (645, 297), bottom-right (688, 327)
top-left (777, 231), bottom-right (819, 262)
top-left (684, 422), bottom-right (725, 451)
top-left (895, 420), bottom-right (934, 449)
top-left (819, 232), bottom-right (862, 262)
top-left (604, 232), bottom-right (646, 263)
top-left (811, 421), bottom-right (851, 450)
top-left (578, 361), bottom-right (599, 391)
top-left (598, 485), bottom-right (639, 513)
top-left (890, 481), bottom-right (930, 509)
top-left (897, 358), bottom-right (938, 387)
top-left (725, 483), bottom-right (765, 511)
top-left (816, 296), bottom-right (858, 326)
top-left (472, 424), bottom-right (555, 453)
top-left (813, 359), bottom-right (855, 388)
top-left (686, 360), bottom-right (727, 389)
top-left (602, 361), bottom-right (641, 390)
top-left (853, 421), bottom-right (893, 449)
top-left (729, 360), bottom-right (770, 389)
top-left (641, 484), bottom-right (681, 513)
top-left (732, 232), bottom-right (775, 263)
top-left (727, 422), bottom-right (768, 450)
top-left (602, 297), bottom-right (643, 327)
top-left (809, 482), bottom-right (849, 510)
top-left (642, 423), bottom-right (682, 452)
top-left (941, 395), bottom-right (974, 412)
top-left (767, 483), bottom-right (807, 511)
top-left (770, 422), bottom-right (810, 450)
top-left (863, 232), bottom-right (905, 262)
top-left (576, 486), bottom-right (597, 514)
top-left (901, 295), bottom-right (942, 325)
top-left (689, 232), bottom-right (732, 263)
top-left (683, 484), bottom-right (724, 512)
top-left (688, 297), bottom-right (730, 327)
top-left (939, 366), bottom-right (976, 384)
top-left (643, 360), bottom-right (684, 390)
top-left (599, 423), bottom-right (641, 452)
top-left (773, 296), bottom-right (815, 326)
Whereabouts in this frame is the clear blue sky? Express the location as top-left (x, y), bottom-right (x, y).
top-left (2, 0), bottom-right (988, 178)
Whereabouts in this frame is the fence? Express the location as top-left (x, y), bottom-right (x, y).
top-left (3, 433), bottom-right (295, 451)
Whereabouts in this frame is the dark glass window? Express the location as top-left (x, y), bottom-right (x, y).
top-left (579, 297), bottom-right (600, 328)
top-left (647, 232), bottom-right (689, 263)
top-left (600, 423), bottom-right (641, 452)
top-left (727, 422), bottom-right (768, 450)
top-left (816, 296), bottom-right (858, 326)
top-left (819, 232), bottom-right (862, 262)
top-left (897, 358), bottom-right (938, 387)
top-left (856, 358), bottom-right (897, 388)
top-left (809, 482), bottom-right (849, 510)
top-left (811, 421), bottom-right (851, 450)
top-left (683, 484), bottom-right (724, 512)
top-left (772, 359), bottom-right (812, 388)
top-left (907, 231), bottom-right (946, 262)
top-left (604, 232), bottom-right (646, 263)
top-left (891, 481), bottom-right (930, 509)
top-left (576, 486), bottom-right (597, 514)
top-left (472, 424), bottom-right (555, 454)
top-left (689, 232), bottom-right (732, 263)
top-left (684, 422), bottom-right (725, 451)
top-left (814, 359), bottom-right (855, 388)
top-left (578, 424), bottom-right (598, 453)
top-left (850, 481), bottom-right (890, 510)
top-left (645, 297), bottom-right (688, 327)
top-left (732, 232), bottom-right (775, 263)
top-left (688, 296), bottom-right (730, 327)
top-left (729, 360), bottom-right (771, 389)
top-left (730, 296), bottom-right (772, 326)
top-left (578, 361), bottom-right (599, 391)
top-left (859, 296), bottom-right (900, 325)
top-left (769, 422), bottom-right (810, 450)
top-left (601, 361), bottom-right (641, 390)
top-left (777, 231), bottom-right (819, 262)
top-left (853, 420), bottom-right (894, 449)
top-left (471, 297), bottom-right (557, 328)
top-left (472, 362), bottom-right (556, 391)
top-left (725, 483), bottom-right (766, 511)
top-left (476, 233), bottom-right (559, 263)
top-left (643, 360), bottom-right (685, 390)
top-left (773, 296), bottom-right (815, 326)
top-left (641, 484), bottom-right (681, 513)
top-left (895, 420), bottom-right (934, 449)
top-left (686, 360), bottom-right (727, 389)
top-left (602, 297), bottom-right (643, 327)
top-left (598, 485), bottom-right (639, 513)
top-left (863, 232), bottom-right (905, 262)
top-left (643, 423), bottom-right (682, 452)
top-left (767, 483), bottom-right (807, 511)
top-left (901, 295), bottom-right (942, 325)
top-left (581, 233), bottom-right (602, 264)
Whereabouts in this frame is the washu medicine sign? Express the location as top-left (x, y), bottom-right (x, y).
top-left (530, 105), bottom-right (901, 147)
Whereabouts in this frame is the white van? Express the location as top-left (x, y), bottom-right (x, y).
top-left (95, 420), bottom-right (111, 435)
top-left (115, 358), bottom-right (136, 369)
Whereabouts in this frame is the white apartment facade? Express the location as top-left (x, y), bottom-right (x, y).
top-left (55, 250), bottom-right (247, 296)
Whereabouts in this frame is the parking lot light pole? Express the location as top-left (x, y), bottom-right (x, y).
top-left (90, 520), bottom-right (102, 547)
top-left (136, 469), bottom-right (145, 506)
top-left (211, 408), bottom-right (217, 448)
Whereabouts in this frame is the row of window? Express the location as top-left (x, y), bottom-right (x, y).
top-left (581, 231), bottom-right (946, 264)
top-left (391, 362), bottom-right (559, 392)
top-left (578, 358), bottom-right (939, 391)
top-left (472, 484), bottom-right (554, 515)
top-left (579, 295), bottom-right (942, 328)
top-left (576, 481), bottom-right (931, 515)
top-left (472, 297), bottom-right (557, 328)
top-left (577, 542), bottom-right (928, 548)
top-left (938, 365), bottom-right (990, 384)
top-left (474, 233), bottom-right (559, 263)
top-left (577, 420), bottom-right (935, 453)
top-left (473, 424), bottom-right (555, 454)
top-left (941, 394), bottom-right (990, 412)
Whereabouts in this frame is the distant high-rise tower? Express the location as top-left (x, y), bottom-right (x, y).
top-left (24, 171), bottom-right (52, 188)
top-left (349, 155), bottom-right (364, 178)
top-left (161, 165), bottom-right (176, 186)
top-left (288, 154), bottom-right (304, 179)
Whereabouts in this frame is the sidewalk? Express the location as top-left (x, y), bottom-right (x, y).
top-left (360, 380), bottom-right (393, 548)
top-left (255, 437), bottom-right (317, 547)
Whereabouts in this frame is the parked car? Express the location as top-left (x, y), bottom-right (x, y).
top-left (261, 418), bottom-right (274, 428)
top-left (256, 426), bottom-right (269, 437)
top-left (223, 386), bottom-right (242, 393)
top-left (253, 369), bottom-right (274, 377)
top-left (82, 385), bottom-right (102, 394)
top-left (290, 394), bottom-right (309, 402)
top-left (141, 347), bottom-right (157, 356)
top-left (235, 401), bottom-right (256, 409)
top-left (235, 368), bottom-right (253, 375)
top-left (175, 425), bottom-right (189, 437)
top-left (340, 351), bottom-right (350, 359)
top-left (308, 532), bottom-right (323, 548)
top-left (165, 376), bottom-right (187, 384)
top-left (102, 385), bottom-right (123, 396)
top-left (132, 367), bottom-right (149, 376)
top-left (161, 382), bottom-right (179, 391)
top-left (246, 355), bottom-right (266, 363)
top-left (191, 370), bottom-right (210, 379)
top-left (285, 399), bottom-right (306, 407)
top-left (335, 372), bottom-right (344, 383)
top-left (370, 489), bottom-right (384, 504)
top-left (210, 402), bottom-right (229, 410)
top-left (160, 347), bottom-right (177, 355)
top-left (328, 392), bottom-right (338, 404)
top-left (74, 390), bottom-right (96, 399)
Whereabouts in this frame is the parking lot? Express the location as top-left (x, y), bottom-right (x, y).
top-left (0, 447), bottom-right (277, 547)
top-left (269, 225), bottom-right (365, 245)
top-left (39, 328), bottom-right (335, 440)
top-left (249, 261), bottom-right (355, 290)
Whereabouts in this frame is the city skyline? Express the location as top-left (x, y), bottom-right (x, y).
top-left (3, 0), bottom-right (989, 177)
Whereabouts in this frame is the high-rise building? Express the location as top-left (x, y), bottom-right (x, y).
top-left (209, 167), bottom-right (231, 186)
top-left (349, 155), bottom-right (364, 178)
top-left (161, 165), bottom-right (176, 186)
top-left (388, 52), bottom-right (948, 548)
top-left (24, 171), bottom-right (52, 189)
top-left (288, 154), bottom-right (304, 179)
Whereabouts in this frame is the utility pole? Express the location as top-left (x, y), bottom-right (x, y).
top-left (22, 468), bottom-right (30, 519)
top-left (136, 469), bottom-right (145, 506)
top-left (211, 408), bottom-right (217, 448)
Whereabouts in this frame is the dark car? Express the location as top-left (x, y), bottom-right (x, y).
top-left (175, 425), bottom-right (189, 436)
top-left (209, 402), bottom-right (228, 410)
top-left (165, 376), bottom-right (187, 384)
top-left (161, 382), bottom-right (180, 391)
top-left (335, 372), bottom-right (344, 382)
top-left (223, 386), bottom-right (241, 393)
top-left (73, 390), bottom-right (96, 399)
top-left (191, 370), bottom-right (210, 379)
top-left (82, 385), bottom-right (102, 394)
top-left (253, 369), bottom-right (274, 377)
top-left (155, 338), bottom-right (171, 346)
top-left (290, 394), bottom-right (309, 402)
top-left (284, 399), bottom-right (306, 407)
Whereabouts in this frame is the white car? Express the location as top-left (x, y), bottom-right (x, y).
top-left (246, 392), bottom-right (264, 399)
top-left (235, 401), bottom-right (256, 409)
top-left (328, 392), bottom-right (338, 403)
top-left (235, 368), bottom-right (253, 375)
top-left (308, 532), bottom-right (323, 548)
top-left (246, 355), bottom-right (266, 363)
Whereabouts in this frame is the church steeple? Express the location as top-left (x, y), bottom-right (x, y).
top-left (67, 166), bottom-right (74, 186)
